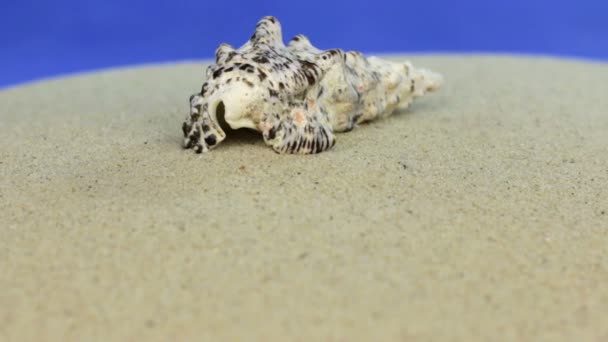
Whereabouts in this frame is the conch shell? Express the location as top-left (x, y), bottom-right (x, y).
top-left (182, 16), bottom-right (442, 154)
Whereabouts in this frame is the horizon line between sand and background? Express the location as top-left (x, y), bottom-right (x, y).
top-left (1, 51), bottom-right (607, 92)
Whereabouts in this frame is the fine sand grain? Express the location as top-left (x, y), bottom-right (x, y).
top-left (1, 55), bottom-right (607, 341)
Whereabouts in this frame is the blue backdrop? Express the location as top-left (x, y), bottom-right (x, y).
top-left (1, 0), bottom-right (607, 88)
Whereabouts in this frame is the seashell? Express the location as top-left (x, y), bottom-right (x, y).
top-left (182, 16), bottom-right (443, 154)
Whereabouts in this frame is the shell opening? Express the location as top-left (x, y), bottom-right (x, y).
top-left (214, 101), bottom-right (234, 134)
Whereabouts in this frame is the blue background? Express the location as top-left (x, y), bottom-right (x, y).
top-left (1, 0), bottom-right (607, 88)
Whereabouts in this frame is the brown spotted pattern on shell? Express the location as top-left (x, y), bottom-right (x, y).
top-left (182, 16), bottom-right (443, 154)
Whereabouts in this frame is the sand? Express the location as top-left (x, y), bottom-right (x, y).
top-left (1, 55), bottom-right (607, 341)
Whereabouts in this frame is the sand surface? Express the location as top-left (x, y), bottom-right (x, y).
top-left (1, 55), bottom-right (607, 341)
